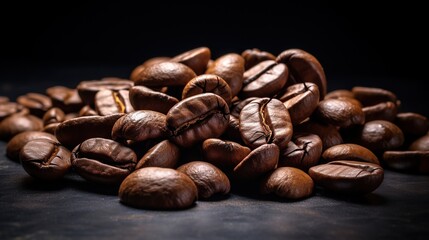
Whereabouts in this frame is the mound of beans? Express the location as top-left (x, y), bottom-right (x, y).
top-left (1, 47), bottom-right (428, 210)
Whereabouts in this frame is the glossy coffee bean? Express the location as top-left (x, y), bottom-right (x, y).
top-left (352, 86), bottom-right (397, 107)
top-left (233, 143), bottom-right (279, 180)
top-left (202, 138), bottom-right (251, 171)
top-left (394, 112), bottom-right (429, 137)
top-left (46, 86), bottom-right (84, 113)
top-left (20, 139), bottom-right (71, 181)
top-left (55, 114), bottom-right (123, 149)
top-left (322, 143), bottom-right (379, 165)
top-left (260, 167), bottom-right (314, 199)
top-left (77, 78), bottom-right (134, 106)
top-left (71, 138), bottom-right (137, 185)
top-left (0, 114), bottom-right (43, 141)
top-left (171, 46), bottom-right (211, 75)
top-left (129, 86), bottom-right (179, 114)
top-left (222, 115), bottom-right (242, 143)
top-left (362, 101), bottom-right (397, 122)
top-left (134, 61), bottom-right (197, 87)
top-left (241, 48), bottom-right (276, 70)
top-left (166, 93), bottom-right (230, 148)
top-left (17, 93), bottom-right (52, 117)
top-left (43, 123), bottom-right (60, 135)
top-left (0, 102), bottom-right (26, 121)
top-left (279, 82), bottom-right (320, 125)
top-left (78, 105), bottom-right (98, 117)
top-left (43, 107), bottom-right (65, 126)
top-left (324, 89), bottom-right (355, 100)
top-left (6, 131), bottom-right (58, 161)
top-left (135, 140), bottom-right (180, 169)
top-left (383, 151), bottom-right (429, 174)
top-left (409, 135), bottom-right (429, 151)
top-left (230, 97), bottom-right (259, 118)
top-left (239, 98), bottom-right (292, 150)
top-left (278, 134), bottom-right (322, 170)
top-left (240, 60), bottom-right (288, 98)
top-left (206, 53), bottom-right (245, 97)
top-left (94, 89), bottom-right (134, 115)
top-left (295, 120), bottom-right (343, 150)
top-left (182, 74), bottom-right (232, 105)
top-left (119, 167), bottom-right (198, 209)
top-left (177, 161), bottom-right (231, 199)
top-left (276, 48), bottom-right (327, 99)
top-left (313, 98), bottom-right (365, 128)
top-left (130, 57), bottom-right (171, 81)
top-left (309, 160), bottom-right (384, 195)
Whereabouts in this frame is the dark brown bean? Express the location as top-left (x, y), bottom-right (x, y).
top-left (362, 101), bottom-right (397, 122)
top-left (43, 107), bottom-right (65, 126)
top-left (134, 61), bottom-right (197, 87)
top-left (313, 98), bottom-right (365, 128)
top-left (0, 102), bottom-right (26, 121)
top-left (325, 89), bottom-right (355, 100)
top-left (78, 105), bottom-right (98, 117)
top-left (202, 138), bottom-right (251, 171)
top-left (6, 131), bottom-right (58, 161)
top-left (46, 86), bottom-right (84, 113)
top-left (94, 89), bottom-right (134, 115)
top-left (182, 74), bottom-right (232, 105)
top-left (222, 115), bottom-right (242, 143)
top-left (17, 93), bottom-right (52, 117)
top-left (295, 120), bottom-right (343, 150)
top-left (171, 46), bottom-right (211, 75)
top-left (129, 86), bottom-right (179, 114)
top-left (383, 151), bottom-right (429, 174)
top-left (352, 86), bottom-right (397, 107)
top-left (395, 112), bottom-right (429, 137)
top-left (322, 143), bottom-right (380, 165)
top-left (135, 140), bottom-right (180, 169)
top-left (409, 134), bottom-right (429, 151)
top-left (278, 134), bottom-right (322, 170)
top-left (130, 57), bottom-right (171, 82)
top-left (77, 78), bottom-right (134, 106)
top-left (230, 97), bottom-right (259, 118)
top-left (241, 48), bottom-right (276, 70)
top-left (0, 114), bottom-right (43, 141)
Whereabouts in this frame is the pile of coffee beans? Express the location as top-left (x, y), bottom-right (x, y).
top-left (1, 47), bottom-right (428, 210)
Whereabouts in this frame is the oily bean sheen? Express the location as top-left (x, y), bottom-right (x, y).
top-left (279, 82), bottom-right (320, 125)
top-left (171, 46), bottom-right (211, 75)
top-left (71, 138), bottom-right (137, 185)
top-left (409, 135), bottom-right (429, 151)
top-left (95, 89), bottom-right (134, 115)
top-left (241, 48), bottom-right (276, 70)
top-left (129, 86), bottom-right (179, 114)
top-left (112, 110), bottom-right (169, 143)
top-left (55, 114), bottom-right (123, 149)
top-left (230, 97), bottom-right (259, 118)
top-left (0, 114), bottom-right (43, 141)
top-left (324, 89), bottom-right (355, 100)
top-left (0, 102), bottom-right (26, 121)
top-left (383, 151), bottom-right (429, 174)
top-left (362, 101), bottom-right (397, 122)
top-left (278, 134), bottom-right (322, 170)
top-left (233, 143), bottom-right (279, 180)
top-left (78, 105), bottom-right (98, 117)
top-left (46, 86), bottom-right (84, 113)
top-left (239, 98), bottom-right (292, 150)
top-left (20, 139), bottom-right (71, 181)
top-left (276, 48), bottom-right (327, 99)
top-left (352, 86), bottom-right (397, 107)
top-left (119, 167), bottom-right (198, 210)
top-left (322, 143), bottom-right (380, 165)
top-left (166, 93), bottom-right (230, 148)
top-left (6, 131), bottom-right (58, 161)
top-left (313, 98), bottom-right (365, 128)
top-left (295, 120), bottom-right (343, 150)
top-left (351, 120), bottom-right (404, 152)
top-left (77, 79), bottom-right (134, 106)
top-left (17, 93), bottom-right (52, 117)
top-left (394, 112), bottom-right (429, 137)
top-left (130, 57), bottom-right (171, 82)
top-left (309, 160), bottom-right (384, 195)
top-left (135, 140), bottom-right (180, 169)
top-left (202, 138), bottom-right (251, 171)
top-left (206, 53), bottom-right (245, 97)
top-left (260, 167), bottom-right (314, 199)
top-left (177, 161), bottom-right (231, 199)
top-left (135, 61), bottom-right (197, 87)
top-left (240, 60), bottom-right (288, 98)
top-left (182, 74), bottom-right (232, 105)
top-left (43, 108), bottom-right (65, 126)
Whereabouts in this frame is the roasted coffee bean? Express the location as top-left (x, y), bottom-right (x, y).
top-left (202, 138), bottom-right (251, 171)
top-left (230, 97), bottom-right (259, 118)
top-left (394, 112), bottom-right (429, 137)
top-left (206, 53), bottom-right (245, 97)
top-left (222, 115), bottom-right (242, 143)
top-left (324, 89), bottom-right (355, 100)
top-left (241, 48), bottom-right (276, 70)
top-left (94, 89), bottom-right (134, 115)
top-left (309, 160), bottom-right (384, 195)
top-left (409, 135), bottom-right (429, 151)
top-left (129, 86), bottom-right (179, 114)
top-left (43, 108), bottom-right (65, 126)
top-left (46, 86), bottom-right (84, 113)
top-left (278, 134), bottom-right (322, 170)
top-left (260, 167), bottom-right (314, 199)
top-left (119, 167), bottom-right (198, 209)
top-left (166, 93), bottom-right (230, 148)
top-left (17, 93), bottom-right (52, 117)
top-left (239, 98), bottom-right (292, 150)
top-left (6, 131), bottom-right (58, 161)
top-left (71, 138), bottom-right (137, 185)
top-left (177, 161), bottom-right (230, 199)
top-left (43, 123), bottom-right (60, 135)
top-left (77, 78), bottom-right (134, 106)
top-left (64, 113), bottom-right (79, 121)
top-left (276, 48), bottom-right (327, 99)
top-left (0, 96), bottom-right (9, 104)
top-left (240, 60), bottom-right (288, 98)
top-left (135, 140), bottom-right (180, 169)
top-left (55, 113), bottom-right (123, 149)
top-left (182, 74), bottom-right (232, 105)
top-left (134, 61), bottom-right (197, 88)
top-left (78, 105), bottom-right (98, 117)
top-left (0, 102), bottom-right (26, 121)
top-left (295, 120), bottom-right (343, 150)
top-left (322, 143), bottom-right (379, 165)
top-left (348, 120), bottom-right (404, 153)
top-left (0, 114), bottom-right (43, 141)
top-left (130, 57), bottom-right (171, 81)
top-left (313, 98), bottom-right (365, 128)
top-left (279, 82), bottom-right (320, 125)
top-left (20, 139), bottom-right (71, 181)
top-left (383, 151), bottom-right (429, 174)
top-left (352, 86), bottom-right (398, 107)
top-left (112, 110), bottom-right (169, 143)
top-left (362, 101), bottom-right (397, 122)
top-left (171, 46), bottom-right (211, 75)
top-left (233, 143), bottom-right (279, 180)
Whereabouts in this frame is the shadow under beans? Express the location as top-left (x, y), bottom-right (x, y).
top-left (199, 193), bottom-right (231, 202)
top-left (313, 187), bottom-right (388, 206)
top-left (20, 175), bottom-right (68, 191)
top-left (119, 200), bottom-right (198, 212)
top-left (65, 174), bottom-right (120, 196)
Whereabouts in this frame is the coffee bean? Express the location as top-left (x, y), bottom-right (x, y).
top-left (119, 167), bottom-right (198, 209)
top-left (171, 46), bottom-right (211, 75)
top-left (309, 160), bottom-right (384, 195)
top-left (46, 86), bottom-right (84, 113)
top-left (352, 86), bottom-right (397, 107)
top-left (295, 119), bottom-right (343, 150)
top-left (0, 96), bottom-right (9, 104)
top-left (77, 78), bottom-right (134, 106)
top-left (313, 98), bottom-right (365, 128)
top-left (182, 74), bottom-right (232, 105)
top-left (78, 105), bottom-right (98, 117)
top-left (230, 97), bottom-right (259, 118)
top-left (130, 57), bottom-right (171, 82)
top-left (383, 151), bottom-right (429, 174)
top-left (129, 86), bottom-right (179, 114)
top-left (6, 131), bottom-right (58, 161)
top-left (94, 89), bottom-right (134, 115)
top-left (202, 138), bottom-right (251, 171)
top-left (278, 134), bottom-right (322, 170)
top-left (166, 93), bottom-right (230, 148)
top-left (394, 112), bottom-right (429, 137)
top-left (17, 93), bottom-right (52, 117)
top-left (239, 98), bottom-right (292, 150)
top-left (0, 114), bottom-right (43, 141)
top-left (0, 102), bottom-right (26, 121)
top-left (409, 135), bottom-right (429, 151)
top-left (177, 161), bottom-right (230, 199)
top-left (322, 143), bottom-right (380, 165)
top-left (260, 167), bottom-right (314, 199)
top-left (324, 89), bottom-right (355, 100)
top-left (135, 140), bottom-right (180, 169)
top-left (362, 101), bottom-right (397, 122)
top-left (240, 60), bottom-right (288, 98)
top-left (71, 138), bottom-right (137, 185)
top-left (222, 115), bottom-right (242, 143)
top-left (43, 107), bottom-right (65, 126)
top-left (241, 48), bottom-right (276, 70)
top-left (20, 139), bottom-right (71, 181)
